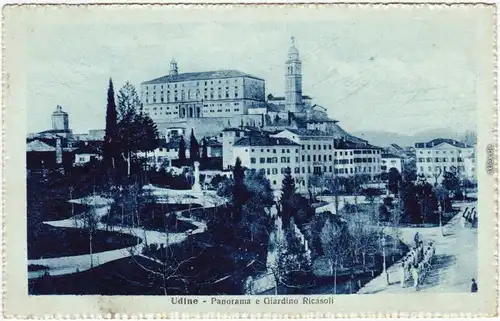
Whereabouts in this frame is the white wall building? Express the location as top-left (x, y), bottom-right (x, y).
top-left (233, 135), bottom-right (300, 189)
top-left (141, 64), bottom-right (266, 122)
top-left (415, 138), bottom-right (476, 183)
top-left (271, 129), bottom-right (336, 187)
top-left (381, 153), bottom-right (403, 174)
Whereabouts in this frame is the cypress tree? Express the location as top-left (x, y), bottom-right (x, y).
top-left (280, 166), bottom-right (296, 227)
top-left (104, 78), bottom-right (118, 169)
top-left (189, 129), bottom-right (200, 163)
top-left (178, 136), bottom-right (187, 165)
top-left (232, 157), bottom-right (246, 222)
top-left (201, 138), bottom-right (209, 169)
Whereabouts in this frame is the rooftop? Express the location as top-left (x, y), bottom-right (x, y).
top-left (415, 138), bottom-right (472, 149)
top-left (334, 139), bottom-right (382, 150)
top-left (234, 136), bottom-right (299, 147)
top-left (142, 70), bottom-right (264, 85)
top-left (27, 140), bottom-right (55, 152)
top-left (267, 95), bottom-right (312, 101)
top-left (381, 153), bottom-right (402, 159)
top-left (285, 128), bottom-right (331, 137)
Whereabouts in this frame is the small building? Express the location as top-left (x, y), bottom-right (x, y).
top-left (26, 139), bottom-right (74, 170)
top-left (381, 153), bottom-right (403, 174)
top-left (74, 145), bottom-right (101, 165)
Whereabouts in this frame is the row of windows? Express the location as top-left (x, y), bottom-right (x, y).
top-left (247, 148), bottom-right (300, 154)
top-left (263, 165), bottom-right (376, 175)
top-left (353, 150), bottom-right (381, 154)
top-left (417, 157), bottom-right (464, 163)
top-left (419, 165), bottom-right (466, 172)
top-left (145, 79), bottom-right (240, 91)
top-left (302, 144), bottom-right (333, 151)
top-left (146, 92), bottom-right (240, 103)
top-left (204, 102), bottom-right (240, 107)
top-left (418, 149), bottom-right (465, 154)
top-left (353, 157), bottom-right (379, 163)
top-left (250, 157), bottom-right (294, 164)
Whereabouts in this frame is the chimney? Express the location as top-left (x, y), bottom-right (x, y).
top-left (55, 137), bottom-right (63, 165)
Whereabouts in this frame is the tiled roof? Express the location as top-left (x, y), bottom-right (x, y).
top-left (285, 128), bottom-right (331, 137)
top-left (334, 139), bottom-right (382, 150)
top-left (234, 136), bottom-right (299, 147)
top-left (142, 70), bottom-right (264, 85)
top-left (27, 140), bottom-right (55, 152)
top-left (205, 139), bottom-right (222, 147)
top-left (382, 153), bottom-right (402, 159)
top-left (415, 138), bottom-right (472, 149)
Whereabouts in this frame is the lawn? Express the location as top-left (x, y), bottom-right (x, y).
top-left (102, 203), bottom-right (201, 233)
top-left (28, 225), bottom-right (140, 259)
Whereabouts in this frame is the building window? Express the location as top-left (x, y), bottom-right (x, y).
top-left (329, 155), bottom-right (332, 161)
top-left (250, 158), bottom-right (256, 164)
top-left (260, 158), bottom-right (265, 163)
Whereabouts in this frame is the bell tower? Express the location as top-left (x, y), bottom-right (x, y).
top-left (169, 58), bottom-right (179, 76)
top-left (285, 36), bottom-right (303, 114)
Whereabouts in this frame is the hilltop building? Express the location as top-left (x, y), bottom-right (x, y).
top-left (141, 37), bottom-right (333, 139)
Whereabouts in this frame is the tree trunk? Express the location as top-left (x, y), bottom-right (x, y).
top-left (127, 152), bottom-right (131, 177)
top-left (89, 230), bottom-right (93, 268)
top-left (362, 252), bottom-right (366, 271)
top-left (334, 263), bottom-right (338, 295)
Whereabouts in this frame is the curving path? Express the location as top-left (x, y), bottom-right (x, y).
top-left (358, 201), bottom-right (477, 294)
top-left (28, 188), bottom-right (224, 280)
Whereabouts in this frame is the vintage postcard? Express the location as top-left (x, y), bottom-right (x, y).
top-left (2, 3), bottom-right (498, 318)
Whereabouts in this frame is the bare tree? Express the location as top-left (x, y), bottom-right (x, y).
top-left (82, 195), bottom-right (99, 268)
top-left (324, 175), bottom-right (341, 215)
top-left (432, 167), bottom-right (442, 187)
top-left (347, 210), bottom-right (379, 272)
top-left (463, 130), bottom-right (477, 146)
top-left (320, 218), bottom-right (350, 294)
top-left (265, 221), bottom-right (312, 295)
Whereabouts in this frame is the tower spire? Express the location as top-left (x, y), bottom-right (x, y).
top-left (285, 37), bottom-right (303, 114)
top-left (169, 57), bottom-right (178, 76)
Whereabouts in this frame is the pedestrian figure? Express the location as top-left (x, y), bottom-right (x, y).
top-left (411, 264), bottom-right (419, 291)
top-left (414, 232), bottom-right (420, 248)
top-left (400, 260), bottom-right (406, 287)
top-left (471, 278), bottom-right (478, 293)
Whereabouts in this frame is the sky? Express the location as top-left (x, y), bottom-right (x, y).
top-left (22, 5), bottom-right (488, 135)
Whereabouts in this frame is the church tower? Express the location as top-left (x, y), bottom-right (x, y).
top-left (51, 105), bottom-right (69, 131)
top-left (285, 37), bottom-right (303, 113)
top-left (169, 58), bottom-right (179, 76)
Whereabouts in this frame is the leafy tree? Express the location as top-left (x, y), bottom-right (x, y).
top-left (442, 168), bottom-right (460, 196)
top-left (103, 78), bottom-right (118, 169)
top-left (402, 158), bottom-right (417, 182)
top-left (189, 129), bottom-right (200, 163)
top-left (387, 167), bottom-right (402, 195)
top-left (178, 136), bottom-right (187, 164)
top-left (117, 81), bottom-right (140, 121)
top-left (114, 82), bottom-right (159, 176)
top-left (278, 226), bottom-right (312, 290)
top-left (399, 180), bottom-right (421, 224)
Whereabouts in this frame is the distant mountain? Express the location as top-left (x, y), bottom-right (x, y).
top-left (351, 129), bottom-right (468, 148)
